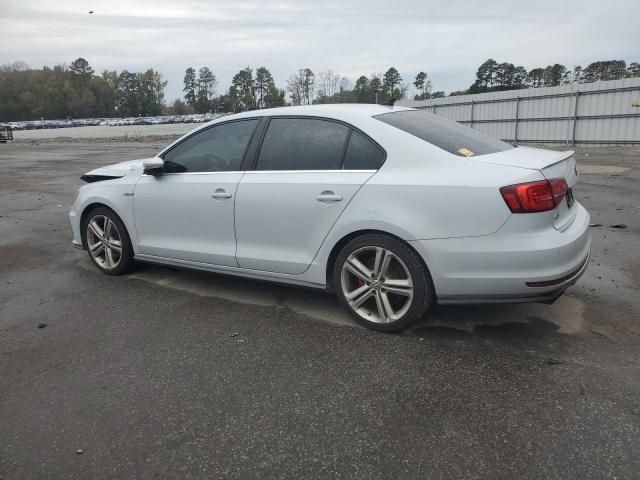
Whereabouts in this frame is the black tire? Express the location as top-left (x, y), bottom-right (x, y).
top-left (333, 234), bottom-right (434, 332)
top-left (81, 206), bottom-right (134, 275)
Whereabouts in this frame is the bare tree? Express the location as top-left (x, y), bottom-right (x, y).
top-left (287, 68), bottom-right (315, 105)
top-left (302, 68), bottom-right (315, 104)
top-left (317, 70), bottom-right (341, 102)
top-left (286, 72), bottom-right (303, 106)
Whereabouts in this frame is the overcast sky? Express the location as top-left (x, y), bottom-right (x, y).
top-left (1, 0), bottom-right (638, 101)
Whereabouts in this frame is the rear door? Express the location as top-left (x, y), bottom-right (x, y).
top-left (234, 117), bottom-right (384, 274)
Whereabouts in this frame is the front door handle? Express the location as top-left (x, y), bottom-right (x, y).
top-left (211, 189), bottom-right (232, 199)
top-left (317, 191), bottom-right (343, 203)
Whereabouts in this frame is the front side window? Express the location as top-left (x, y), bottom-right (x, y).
top-left (375, 110), bottom-right (514, 157)
top-left (256, 118), bottom-right (349, 171)
top-left (162, 119), bottom-right (259, 173)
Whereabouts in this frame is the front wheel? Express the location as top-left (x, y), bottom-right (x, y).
top-left (82, 207), bottom-right (134, 275)
top-left (333, 234), bottom-right (434, 332)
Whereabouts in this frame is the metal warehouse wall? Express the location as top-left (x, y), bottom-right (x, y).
top-left (397, 77), bottom-right (640, 145)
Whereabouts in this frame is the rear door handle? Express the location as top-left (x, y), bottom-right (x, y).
top-left (317, 191), bottom-right (343, 203)
top-left (211, 189), bottom-right (232, 199)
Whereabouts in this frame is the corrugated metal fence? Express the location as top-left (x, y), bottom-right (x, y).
top-left (397, 77), bottom-right (640, 145)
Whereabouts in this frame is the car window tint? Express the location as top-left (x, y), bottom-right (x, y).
top-left (162, 119), bottom-right (258, 173)
top-left (343, 131), bottom-right (385, 170)
top-left (256, 118), bottom-right (349, 170)
top-left (375, 110), bottom-right (514, 157)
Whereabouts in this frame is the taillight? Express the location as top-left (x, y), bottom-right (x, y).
top-left (500, 178), bottom-right (568, 213)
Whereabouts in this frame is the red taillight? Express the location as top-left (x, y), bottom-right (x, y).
top-left (500, 178), bottom-right (568, 213)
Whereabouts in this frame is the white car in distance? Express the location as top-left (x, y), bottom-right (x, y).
top-left (69, 105), bottom-right (591, 332)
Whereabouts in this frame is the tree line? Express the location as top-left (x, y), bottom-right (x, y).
top-left (1, 57), bottom-right (638, 121)
top-left (0, 58), bottom-right (166, 121)
top-left (468, 58), bottom-right (639, 94)
top-left (177, 65), bottom-right (417, 113)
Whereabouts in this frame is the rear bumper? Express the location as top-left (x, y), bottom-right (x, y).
top-left (436, 248), bottom-right (589, 305)
top-left (409, 202), bottom-right (591, 304)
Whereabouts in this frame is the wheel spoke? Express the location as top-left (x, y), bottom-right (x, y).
top-left (108, 239), bottom-right (122, 253)
top-left (380, 292), bottom-right (397, 321)
top-left (372, 247), bottom-right (384, 275)
top-left (104, 246), bottom-right (114, 268)
top-left (384, 286), bottom-right (412, 296)
top-left (375, 292), bottom-right (389, 322)
top-left (345, 257), bottom-right (372, 282)
top-left (103, 218), bottom-right (111, 240)
top-left (88, 220), bottom-right (104, 240)
top-left (89, 242), bottom-right (104, 256)
top-left (350, 288), bottom-right (375, 309)
top-left (345, 283), bottom-right (370, 301)
top-left (383, 278), bottom-right (412, 287)
top-left (382, 278), bottom-right (413, 296)
top-left (379, 250), bottom-right (393, 278)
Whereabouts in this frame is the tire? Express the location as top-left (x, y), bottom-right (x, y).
top-left (82, 206), bottom-right (134, 275)
top-left (333, 234), bottom-right (434, 332)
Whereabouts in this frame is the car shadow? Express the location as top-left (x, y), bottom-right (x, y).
top-left (81, 258), bottom-right (587, 339)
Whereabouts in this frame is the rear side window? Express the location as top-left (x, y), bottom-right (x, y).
top-left (343, 131), bottom-right (385, 170)
top-left (256, 118), bottom-right (349, 170)
top-left (375, 110), bottom-right (514, 157)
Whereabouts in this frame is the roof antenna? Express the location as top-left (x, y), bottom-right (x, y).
top-left (380, 97), bottom-right (396, 106)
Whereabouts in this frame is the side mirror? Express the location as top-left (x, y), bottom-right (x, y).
top-left (143, 157), bottom-right (165, 176)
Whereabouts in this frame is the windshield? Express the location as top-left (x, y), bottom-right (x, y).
top-left (375, 109), bottom-right (514, 157)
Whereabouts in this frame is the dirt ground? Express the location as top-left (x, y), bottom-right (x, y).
top-left (1, 139), bottom-right (639, 479)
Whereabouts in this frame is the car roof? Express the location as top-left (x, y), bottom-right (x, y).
top-left (159, 104), bottom-right (416, 157)
top-left (222, 104), bottom-right (415, 122)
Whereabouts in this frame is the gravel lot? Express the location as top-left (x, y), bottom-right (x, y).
top-left (1, 136), bottom-right (639, 479)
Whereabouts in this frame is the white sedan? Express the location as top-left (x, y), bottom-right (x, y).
top-left (69, 105), bottom-right (591, 332)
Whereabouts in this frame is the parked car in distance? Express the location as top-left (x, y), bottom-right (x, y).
top-left (69, 105), bottom-right (591, 332)
top-left (0, 123), bottom-right (13, 142)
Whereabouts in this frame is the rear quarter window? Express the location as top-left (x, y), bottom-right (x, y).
top-left (375, 110), bottom-right (514, 157)
top-left (343, 130), bottom-right (385, 170)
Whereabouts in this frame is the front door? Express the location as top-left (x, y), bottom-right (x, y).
top-left (134, 119), bottom-right (259, 266)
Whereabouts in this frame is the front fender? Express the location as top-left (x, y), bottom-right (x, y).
top-left (72, 178), bottom-right (139, 253)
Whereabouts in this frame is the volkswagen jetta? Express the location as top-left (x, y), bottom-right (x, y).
top-left (69, 105), bottom-right (591, 331)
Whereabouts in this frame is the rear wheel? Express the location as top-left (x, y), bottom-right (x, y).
top-left (82, 207), bottom-right (134, 275)
top-left (333, 234), bottom-right (434, 332)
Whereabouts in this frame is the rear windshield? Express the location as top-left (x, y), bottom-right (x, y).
top-left (375, 109), bottom-right (514, 157)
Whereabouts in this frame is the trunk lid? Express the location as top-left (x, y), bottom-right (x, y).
top-left (477, 147), bottom-right (579, 231)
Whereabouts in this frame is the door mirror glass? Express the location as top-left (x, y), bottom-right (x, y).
top-left (143, 157), bottom-right (165, 176)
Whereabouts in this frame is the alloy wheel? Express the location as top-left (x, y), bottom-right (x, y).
top-left (340, 246), bottom-right (414, 324)
top-left (86, 215), bottom-right (123, 270)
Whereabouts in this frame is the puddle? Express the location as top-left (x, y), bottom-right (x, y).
top-left (578, 165), bottom-right (630, 175)
top-left (422, 295), bottom-right (585, 335)
top-left (78, 259), bottom-right (587, 335)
